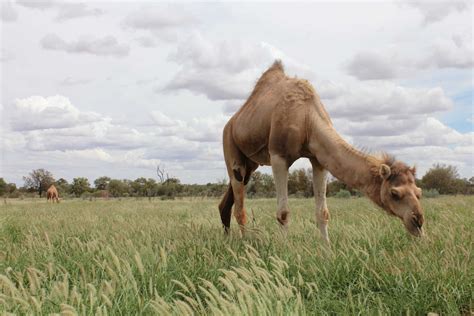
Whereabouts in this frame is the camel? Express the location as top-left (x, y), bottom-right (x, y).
top-left (219, 61), bottom-right (423, 242)
top-left (46, 184), bottom-right (60, 203)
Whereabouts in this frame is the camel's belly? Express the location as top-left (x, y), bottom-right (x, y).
top-left (244, 146), bottom-right (271, 166)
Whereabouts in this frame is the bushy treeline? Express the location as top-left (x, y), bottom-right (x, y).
top-left (1, 173), bottom-right (229, 199)
top-left (1, 164), bottom-right (472, 199)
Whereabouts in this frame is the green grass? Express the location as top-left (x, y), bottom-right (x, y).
top-left (0, 196), bottom-right (472, 315)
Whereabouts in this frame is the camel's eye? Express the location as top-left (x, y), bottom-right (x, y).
top-left (415, 188), bottom-right (422, 200)
top-left (391, 189), bottom-right (401, 200)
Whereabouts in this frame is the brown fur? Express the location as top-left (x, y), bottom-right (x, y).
top-left (46, 185), bottom-right (60, 203)
top-left (219, 60), bottom-right (424, 237)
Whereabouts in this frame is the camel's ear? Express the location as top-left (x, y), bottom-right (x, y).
top-left (379, 164), bottom-right (391, 180)
top-left (410, 165), bottom-right (417, 176)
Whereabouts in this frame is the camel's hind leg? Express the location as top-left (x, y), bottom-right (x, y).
top-left (220, 123), bottom-right (257, 234)
top-left (230, 161), bottom-right (258, 234)
top-left (271, 155), bottom-right (290, 229)
top-left (310, 159), bottom-right (330, 243)
top-left (218, 185), bottom-right (234, 233)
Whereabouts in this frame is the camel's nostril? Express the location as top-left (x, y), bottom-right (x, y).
top-left (411, 216), bottom-right (422, 229)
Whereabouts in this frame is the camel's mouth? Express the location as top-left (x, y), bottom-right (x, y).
top-left (403, 214), bottom-right (424, 237)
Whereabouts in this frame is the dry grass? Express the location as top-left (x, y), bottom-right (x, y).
top-left (0, 196), bottom-right (472, 314)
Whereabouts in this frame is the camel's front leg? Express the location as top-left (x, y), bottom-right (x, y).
top-left (271, 155), bottom-right (290, 229)
top-left (311, 160), bottom-right (330, 243)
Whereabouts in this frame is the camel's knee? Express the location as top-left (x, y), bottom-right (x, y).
top-left (234, 208), bottom-right (247, 226)
top-left (316, 208), bottom-right (330, 226)
top-left (231, 161), bottom-right (246, 183)
top-left (277, 207), bottom-right (290, 226)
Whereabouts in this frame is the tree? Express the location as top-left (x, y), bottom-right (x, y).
top-left (23, 169), bottom-right (55, 197)
top-left (0, 178), bottom-right (7, 196)
top-left (55, 178), bottom-right (70, 196)
top-left (108, 179), bottom-right (129, 197)
top-left (288, 169), bottom-right (313, 197)
top-left (6, 183), bottom-right (17, 195)
top-left (326, 177), bottom-right (360, 197)
top-left (452, 178), bottom-right (472, 195)
top-left (247, 171), bottom-right (275, 198)
top-left (131, 177), bottom-right (147, 196)
top-left (94, 176), bottom-right (111, 190)
top-left (156, 178), bottom-right (182, 198)
top-left (1, 180), bottom-right (18, 198)
top-left (421, 164), bottom-right (460, 194)
top-left (144, 178), bottom-right (158, 197)
top-left (70, 177), bottom-right (91, 197)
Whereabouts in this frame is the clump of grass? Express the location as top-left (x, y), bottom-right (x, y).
top-left (334, 189), bottom-right (351, 198)
top-left (424, 188), bottom-right (440, 198)
top-left (0, 196), bottom-right (472, 314)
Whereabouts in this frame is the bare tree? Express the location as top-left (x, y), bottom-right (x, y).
top-left (156, 165), bottom-right (169, 184)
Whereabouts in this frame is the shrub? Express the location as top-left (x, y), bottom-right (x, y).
top-left (81, 192), bottom-right (94, 200)
top-left (424, 188), bottom-right (440, 198)
top-left (7, 190), bottom-right (21, 198)
top-left (334, 189), bottom-right (351, 198)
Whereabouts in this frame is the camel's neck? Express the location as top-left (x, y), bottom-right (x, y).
top-left (309, 117), bottom-right (383, 206)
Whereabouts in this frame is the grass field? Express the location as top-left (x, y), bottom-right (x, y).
top-left (0, 196), bottom-right (472, 315)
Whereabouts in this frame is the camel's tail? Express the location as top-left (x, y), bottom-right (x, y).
top-left (218, 184), bottom-right (234, 233)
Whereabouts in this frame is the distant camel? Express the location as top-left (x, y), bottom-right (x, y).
top-left (219, 61), bottom-right (423, 242)
top-left (46, 185), bottom-right (60, 203)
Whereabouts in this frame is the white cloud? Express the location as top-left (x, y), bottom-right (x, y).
top-left (151, 110), bottom-right (227, 142)
top-left (164, 32), bottom-right (314, 101)
top-left (0, 50), bottom-right (14, 63)
top-left (122, 5), bottom-right (198, 42)
top-left (40, 33), bottom-right (129, 57)
top-left (331, 114), bottom-right (473, 178)
top-left (319, 81), bottom-right (453, 119)
top-left (222, 100), bottom-right (243, 114)
top-left (55, 3), bottom-right (103, 21)
top-left (336, 116), bottom-right (472, 147)
top-left (1, 1), bottom-right (18, 22)
top-left (390, 144), bottom-right (473, 179)
top-left (402, 0), bottom-right (471, 25)
top-left (5, 96), bottom-right (227, 179)
top-left (420, 33), bottom-right (474, 69)
top-left (8, 95), bottom-right (151, 152)
top-left (62, 148), bottom-right (161, 169)
top-left (151, 111), bottom-right (181, 127)
top-left (135, 36), bottom-right (158, 48)
top-left (186, 116), bottom-right (229, 142)
top-left (23, 122), bottom-right (149, 151)
top-left (16, 0), bottom-right (57, 10)
top-left (345, 51), bottom-right (399, 80)
top-left (346, 31), bottom-right (472, 80)
top-left (59, 77), bottom-right (92, 86)
top-left (10, 95), bottom-right (101, 131)
top-left (16, 0), bottom-right (103, 21)
top-left (163, 68), bottom-right (255, 101)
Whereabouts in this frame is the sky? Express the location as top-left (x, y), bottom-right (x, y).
top-left (0, 0), bottom-right (472, 186)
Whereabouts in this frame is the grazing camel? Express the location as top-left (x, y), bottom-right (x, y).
top-left (219, 61), bottom-right (423, 242)
top-left (46, 184), bottom-right (60, 203)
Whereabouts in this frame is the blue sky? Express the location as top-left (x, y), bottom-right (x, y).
top-left (0, 0), bottom-right (472, 185)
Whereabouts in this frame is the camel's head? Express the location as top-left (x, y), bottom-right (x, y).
top-left (378, 161), bottom-right (424, 237)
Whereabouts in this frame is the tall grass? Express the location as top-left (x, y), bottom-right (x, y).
top-left (0, 196), bottom-right (472, 314)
